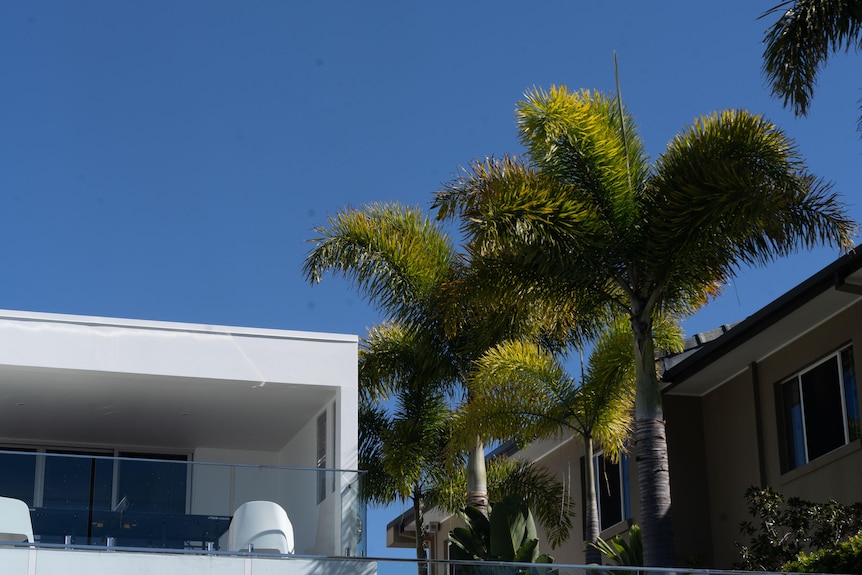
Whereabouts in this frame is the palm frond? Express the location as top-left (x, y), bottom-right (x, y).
top-left (762, 0), bottom-right (862, 117)
top-left (648, 109), bottom-right (855, 305)
top-left (517, 86), bottom-right (649, 248)
top-left (303, 202), bottom-right (455, 324)
top-left (451, 340), bottom-right (576, 452)
top-left (359, 321), bottom-right (458, 402)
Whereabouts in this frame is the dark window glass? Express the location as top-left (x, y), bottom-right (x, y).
top-left (581, 452), bottom-right (629, 536)
top-left (39, 452), bottom-right (113, 544)
top-left (317, 412), bottom-right (327, 504)
top-left (43, 452), bottom-right (113, 510)
top-left (780, 347), bottom-right (859, 471)
top-left (596, 455), bottom-right (624, 531)
top-left (801, 358), bottom-right (846, 460)
top-left (781, 377), bottom-right (806, 469)
top-left (117, 453), bottom-right (187, 514)
top-left (0, 449), bottom-right (37, 505)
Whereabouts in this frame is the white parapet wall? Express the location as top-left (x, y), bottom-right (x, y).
top-left (1, 547), bottom-right (377, 575)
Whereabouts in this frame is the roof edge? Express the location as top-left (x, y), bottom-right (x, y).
top-left (662, 250), bottom-right (862, 388)
top-left (0, 308), bottom-right (358, 343)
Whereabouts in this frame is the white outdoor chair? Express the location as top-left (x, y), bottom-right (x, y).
top-left (227, 500), bottom-right (294, 554)
top-left (0, 496), bottom-right (34, 544)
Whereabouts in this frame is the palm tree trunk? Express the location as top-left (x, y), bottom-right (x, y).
top-left (465, 436), bottom-right (488, 517)
top-left (583, 436), bottom-right (603, 564)
top-left (412, 483), bottom-right (428, 575)
top-left (631, 307), bottom-right (675, 567)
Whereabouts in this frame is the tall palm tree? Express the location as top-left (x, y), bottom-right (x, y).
top-left (435, 86), bottom-right (855, 565)
top-left (451, 318), bottom-right (682, 564)
top-left (762, 1), bottom-right (862, 129)
top-left (302, 203), bottom-right (482, 510)
top-left (358, 322), bottom-right (453, 573)
top-left (304, 203), bottom-right (573, 522)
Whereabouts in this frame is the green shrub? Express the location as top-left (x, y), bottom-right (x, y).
top-left (736, 486), bottom-right (862, 571)
top-left (783, 531), bottom-right (862, 573)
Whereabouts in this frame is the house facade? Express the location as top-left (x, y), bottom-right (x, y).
top-left (662, 250), bottom-right (862, 567)
top-left (0, 309), bottom-right (371, 573)
top-left (389, 251), bottom-right (862, 569)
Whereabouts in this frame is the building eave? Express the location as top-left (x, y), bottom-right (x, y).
top-left (662, 251), bottom-right (862, 395)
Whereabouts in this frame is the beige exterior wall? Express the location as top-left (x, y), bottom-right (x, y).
top-left (700, 368), bottom-right (761, 567)
top-left (666, 298), bottom-right (862, 568)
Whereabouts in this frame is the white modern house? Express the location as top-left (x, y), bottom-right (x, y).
top-left (0, 309), bottom-right (372, 574)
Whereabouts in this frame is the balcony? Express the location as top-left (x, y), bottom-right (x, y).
top-left (0, 450), bottom-right (366, 557)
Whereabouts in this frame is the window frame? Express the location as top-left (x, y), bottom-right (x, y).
top-left (581, 451), bottom-right (630, 537)
top-left (776, 344), bottom-right (860, 473)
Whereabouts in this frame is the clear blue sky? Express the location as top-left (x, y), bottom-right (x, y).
top-left (1, 1), bottom-right (859, 559)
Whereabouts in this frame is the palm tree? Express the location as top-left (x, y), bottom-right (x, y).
top-left (762, 1), bottom-right (862, 129)
top-left (358, 322), bottom-right (453, 573)
top-left (304, 203), bottom-right (574, 523)
top-left (451, 318), bottom-right (682, 564)
top-left (435, 86), bottom-right (855, 565)
top-left (302, 203), bottom-right (483, 511)
top-left (360, 321), bottom-right (575, 572)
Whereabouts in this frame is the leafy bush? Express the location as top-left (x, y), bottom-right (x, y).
top-left (736, 486), bottom-right (862, 571)
top-left (783, 531), bottom-right (862, 573)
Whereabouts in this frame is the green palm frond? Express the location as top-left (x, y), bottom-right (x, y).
top-left (359, 321), bottom-right (458, 402)
top-left (489, 458), bottom-right (575, 548)
top-left (762, 0), bottom-right (862, 118)
top-left (359, 401), bottom-right (401, 505)
top-left (517, 86), bottom-right (648, 234)
top-left (648, 109), bottom-right (855, 305)
top-left (303, 202), bottom-right (455, 325)
top-left (452, 340), bottom-right (574, 452)
top-left (359, 319), bottom-right (455, 506)
top-left (359, 380), bottom-right (451, 504)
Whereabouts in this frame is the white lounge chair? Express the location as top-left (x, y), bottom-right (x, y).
top-left (227, 500), bottom-right (294, 554)
top-left (0, 496), bottom-right (34, 543)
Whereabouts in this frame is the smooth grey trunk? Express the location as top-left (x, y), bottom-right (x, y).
top-left (412, 483), bottom-right (428, 575)
top-left (631, 303), bottom-right (675, 567)
top-left (583, 436), bottom-right (603, 564)
top-left (465, 436), bottom-right (488, 517)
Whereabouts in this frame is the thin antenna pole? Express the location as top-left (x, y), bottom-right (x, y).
top-left (614, 51), bottom-right (633, 192)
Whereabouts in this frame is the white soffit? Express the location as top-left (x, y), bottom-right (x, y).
top-left (0, 310), bottom-right (358, 451)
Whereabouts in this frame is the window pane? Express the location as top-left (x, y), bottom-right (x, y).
top-left (117, 454), bottom-right (187, 514)
top-left (801, 358), bottom-right (846, 461)
top-left (596, 455), bottom-right (623, 531)
top-left (842, 348), bottom-right (860, 441)
top-left (317, 412), bottom-right (327, 504)
top-left (43, 454), bottom-right (112, 510)
top-left (39, 453), bottom-right (113, 544)
top-left (0, 449), bottom-right (36, 505)
top-left (781, 378), bottom-right (806, 469)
